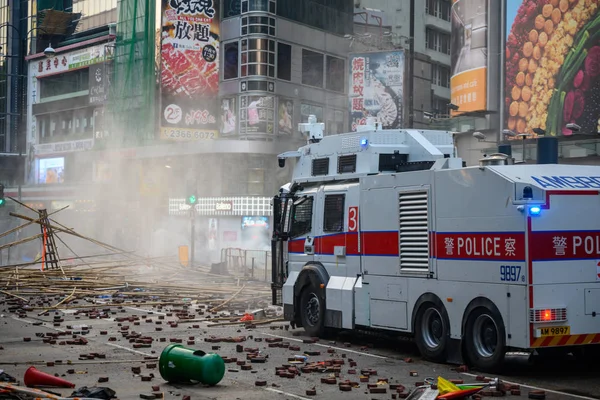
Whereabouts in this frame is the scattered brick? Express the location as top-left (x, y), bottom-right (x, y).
top-left (511, 390), bottom-right (521, 396)
top-left (139, 395), bottom-right (155, 399)
top-left (404, 358), bottom-right (413, 363)
top-left (132, 366), bottom-right (142, 374)
top-left (23, 337), bottom-right (31, 342)
top-left (46, 362), bottom-right (55, 367)
top-left (141, 375), bottom-right (152, 382)
top-left (98, 377), bottom-right (109, 383)
top-left (450, 379), bottom-right (464, 384)
top-left (370, 387), bottom-right (387, 394)
top-left (151, 386), bottom-right (159, 392)
top-left (339, 384), bottom-right (352, 391)
top-left (306, 389), bottom-right (317, 396)
top-left (255, 380), bottom-right (267, 386)
top-left (241, 365), bottom-right (252, 371)
top-left (476, 375), bottom-right (486, 382)
top-left (321, 377), bottom-right (337, 384)
top-left (409, 371), bottom-right (418, 377)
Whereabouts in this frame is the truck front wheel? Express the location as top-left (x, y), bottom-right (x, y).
top-left (299, 285), bottom-right (325, 337)
top-left (464, 307), bottom-right (506, 372)
top-left (414, 302), bottom-right (449, 362)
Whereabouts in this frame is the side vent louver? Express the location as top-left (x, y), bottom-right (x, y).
top-left (398, 191), bottom-right (430, 270)
top-left (338, 154), bottom-right (357, 174)
top-left (311, 158), bottom-right (329, 176)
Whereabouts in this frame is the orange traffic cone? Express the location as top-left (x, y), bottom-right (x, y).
top-left (23, 366), bottom-right (75, 388)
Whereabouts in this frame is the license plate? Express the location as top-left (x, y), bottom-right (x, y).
top-left (539, 326), bottom-right (570, 337)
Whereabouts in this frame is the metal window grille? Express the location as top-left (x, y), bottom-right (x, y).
top-left (338, 154), bottom-right (357, 174)
top-left (311, 158), bottom-right (329, 176)
top-left (168, 196), bottom-right (273, 216)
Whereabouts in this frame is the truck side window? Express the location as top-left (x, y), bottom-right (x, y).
top-left (290, 196), bottom-right (313, 238)
top-left (323, 194), bottom-right (345, 232)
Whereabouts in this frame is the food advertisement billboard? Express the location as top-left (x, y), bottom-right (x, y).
top-left (160, 0), bottom-right (220, 141)
top-left (450, 0), bottom-right (488, 114)
top-left (348, 52), bottom-right (404, 131)
top-left (505, 0), bottom-right (599, 138)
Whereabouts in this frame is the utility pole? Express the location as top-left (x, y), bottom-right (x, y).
top-left (190, 207), bottom-right (195, 268)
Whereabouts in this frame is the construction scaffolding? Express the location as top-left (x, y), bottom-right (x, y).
top-left (108, 0), bottom-right (156, 146)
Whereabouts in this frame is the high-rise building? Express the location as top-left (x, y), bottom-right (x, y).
top-left (350, 0), bottom-right (452, 125)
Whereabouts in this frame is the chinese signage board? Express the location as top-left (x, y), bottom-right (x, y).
top-left (504, 0), bottom-right (600, 138)
top-left (89, 62), bottom-right (109, 105)
top-left (348, 52), bottom-right (404, 131)
top-left (450, 0), bottom-right (488, 115)
top-left (160, 0), bottom-right (220, 141)
top-left (34, 139), bottom-right (94, 155)
top-left (34, 43), bottom-right (112, 78)
top-left (239, 95), bottom-right (274, 135)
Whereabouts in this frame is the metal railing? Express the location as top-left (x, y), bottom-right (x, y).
top-left (220, 247), bottom-right (271, 281)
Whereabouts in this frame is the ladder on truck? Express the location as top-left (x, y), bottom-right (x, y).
top-left (38, 209), bottom-right (62, 272)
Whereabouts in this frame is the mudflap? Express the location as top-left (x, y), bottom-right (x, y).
top-left (446, 338), bottom-right (464, 365)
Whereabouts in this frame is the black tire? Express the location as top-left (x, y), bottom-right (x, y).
top-left (464, 306), bottom-right (506, 372)
top-left (299, 284), bottom-right (325, 337)
top-left (414, 302), bottom-right (450, 362)
top-left (573, 344), bottom-right (600, 364)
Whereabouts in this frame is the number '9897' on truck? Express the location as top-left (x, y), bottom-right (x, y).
top-left (270, 116), bottom-right (600, 371)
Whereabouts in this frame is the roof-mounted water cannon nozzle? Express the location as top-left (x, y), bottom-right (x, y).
top-left (298, 114), bottom-right (324, 144)
top-left (357, 117), bottom-right (382, 132)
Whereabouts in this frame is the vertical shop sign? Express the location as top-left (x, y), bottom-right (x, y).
top-left (160, 0), bottom-right (221, 141)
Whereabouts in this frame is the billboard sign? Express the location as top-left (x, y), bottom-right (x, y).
top-left (160, 0), bottom-right (220, 141)
top-left (348, 52), bottom-right (404, 131)
top-left (34, 43), bottom-right (113, 78)
top-left (450, 0), bottom-right (488, 115)
top-left (505, 1), bottom-right (600, 138)
top-left (240, 95), bottom-right (275, 135)
top-left (278, 98), bottom-right (294, 135)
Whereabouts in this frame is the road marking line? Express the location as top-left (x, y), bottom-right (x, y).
top-left (264, 387), bottom-right (311, 400)
top-left (261, 332), bottom-right (388, 359)
top-left (105, 342), bottom-right (153, 357)
top-left (460, 372), bottom-right (597, 400)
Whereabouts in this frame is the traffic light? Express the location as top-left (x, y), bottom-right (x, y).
top-left (186, 194), bottom-right (197, 205)
top-left (0, 184), bottom-right (4, 207)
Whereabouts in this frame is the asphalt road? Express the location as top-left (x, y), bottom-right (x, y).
top-left (1, 295), bottom-right (599, 400)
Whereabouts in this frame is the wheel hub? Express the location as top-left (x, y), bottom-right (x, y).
top-left (473, 314), bottom-right (498, 358)
top-left (421, 307), bottom-right (444, 349)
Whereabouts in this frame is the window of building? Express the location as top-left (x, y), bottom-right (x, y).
top-left (302, 49), bottom-right (324, 88)
top-left (326, 56), bottom-right (345, 93)
top-left (241, 0), bottom-right (275, 13)
top-left (323, 194), bottom-right (345, 232)
top-left (277, 43), bottom-right (292, 81)
top-left (431, 97), bottom-right (449, 115)
top-left (301, 103), bottom-right (323, 123)
top-left (37, 107), bottom-right (96, 143)
top-left (241, 15), bottom-right (276, 36)
top-left (40, 68), bottom-right (90, 99)
top-left (223, 42), bottom-right (239, 80)
top-left (290, 196), bottom-right (313, 238)
top-left (431, 64), bottom-right (450, 88)
top-left (241, 38), bottom-right (275, 78)
top-left (239, 95), bottom-right (275, 136)
top-left (425, 28), bottom-right (451, 55)
top-left (426, 0), bottom-right (451, 21)
top-left (71, 0), bottom-right (117, 31)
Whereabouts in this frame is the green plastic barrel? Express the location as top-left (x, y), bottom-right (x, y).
top-left (159, 344), bottom-right (225, 386)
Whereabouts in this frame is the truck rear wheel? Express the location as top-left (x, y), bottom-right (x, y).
top-left (464, 307), bottom-right (506, 372)
top-left (414, 302), bottom-right (449, 362)
top-left (299, 285), bottom-right (325, 337)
